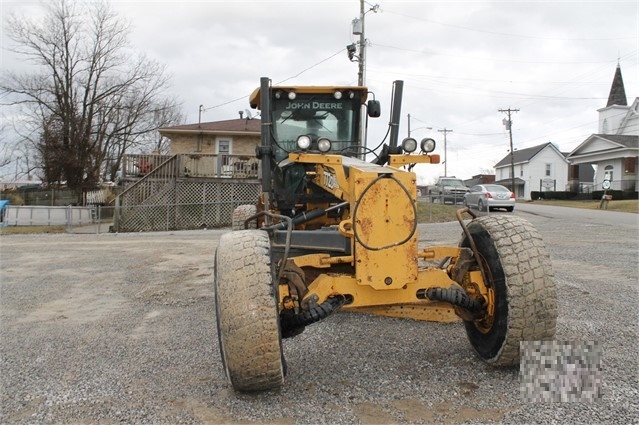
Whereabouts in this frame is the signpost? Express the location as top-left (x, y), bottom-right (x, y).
top-left (599, 179), bottom-right (612, 209)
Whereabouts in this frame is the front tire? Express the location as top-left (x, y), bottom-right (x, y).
top-left (215, 230), bottom-right (285, 391)
top-left (231, 204), bottom-right (257, 230)
top-left (460, 215), bottom-right (557, 365)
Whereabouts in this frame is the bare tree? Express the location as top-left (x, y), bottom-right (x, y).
top-left (1, 0), bottom-right (182, 192)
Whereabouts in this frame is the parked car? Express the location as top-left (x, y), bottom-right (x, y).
top-left (463, 184), bottom-right (515, 212)
top-left (429, 176), bottom-right (470, 204)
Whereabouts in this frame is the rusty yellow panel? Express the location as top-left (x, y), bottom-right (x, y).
top-left (388, 153), bottom-right (441, 166)
top-left (349, 303), bottom-right (460, 323)
top-left (305, 267), bottom-right (455, 308)
top-left (347, 168), bottom-right (418, 290)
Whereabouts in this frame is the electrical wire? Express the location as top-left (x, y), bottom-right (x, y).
top-left (351, 174), bottom-right (417, 251)
top-left (200, 47), bottom-right (346, 113)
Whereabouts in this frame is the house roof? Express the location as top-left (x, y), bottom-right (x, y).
top-left (607, 64), bottom-right (627, 107)
top-left (597, 134), bottom-right (639, 148)
top-left (494, 142), bottom-right (564, 168)
top-left (159, 118), bottom-right (260, 135)
top-left (567, 134), bottom-right (639, 159)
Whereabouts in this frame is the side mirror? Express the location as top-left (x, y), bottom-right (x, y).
top-left (367, 100), bottom-right (381, 118)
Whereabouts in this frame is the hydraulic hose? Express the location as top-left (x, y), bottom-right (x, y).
top-left (280, 295), bottom-right (347, 338)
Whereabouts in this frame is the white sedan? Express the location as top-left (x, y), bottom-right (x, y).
top-left (463, 184), bottom-right (516, 212)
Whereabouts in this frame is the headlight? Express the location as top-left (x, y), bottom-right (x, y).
top-left (420, 138), bottom-right (436, 153)
top-left (333, 90), bottom-right (342, 100)
top-left (317, 138), bottom-right (332, 153)
top-left (296, 135), bottom-right (312, 150)
top-left (288, 91), bottom-right (296, 100)
top-left (401, 137), bottom-right (417, 153)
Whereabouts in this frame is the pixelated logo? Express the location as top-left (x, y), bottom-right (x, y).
top-left (520, 341), bottom-right (602, 402)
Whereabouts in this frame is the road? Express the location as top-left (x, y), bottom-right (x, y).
top-left (514, 201), bottom-right (638, 227)
top-left (0, 205), bottom-right (637, 424)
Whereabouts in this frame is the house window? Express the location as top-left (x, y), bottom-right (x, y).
top-left (217, 139), bottom-right (233, 167)
top-left (604, 165), bottom-right (613, 182)
top-left (520, 165), bottom-right (524, 177)
top-left (624, 157), bottom-right (636, 174)
top-left (217, 139), bottom-right (231, 155)
top-left (569, 164), bottom-right (579, 180)
top-left (545, 163), bottom-right (551, 177)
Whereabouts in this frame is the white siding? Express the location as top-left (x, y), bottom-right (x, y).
top-left (526, 147), bottom-right (568, 198)
top-left (598, 105), bottom-right (627, 134)
top-left (581, 138), bottom-right (617, 154)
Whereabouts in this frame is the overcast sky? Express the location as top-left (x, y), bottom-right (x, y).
top-left (2, 0), bottom-right (637, 184)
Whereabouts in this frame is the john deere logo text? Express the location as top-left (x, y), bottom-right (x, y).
top-left (285, 101), bottom-right (343, 110)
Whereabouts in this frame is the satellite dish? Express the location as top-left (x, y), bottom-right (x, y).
top-left (244, 109), bottom-right (253, 119)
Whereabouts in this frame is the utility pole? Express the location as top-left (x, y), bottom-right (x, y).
top-left (358, 0), bottom-right (366, 87)
top-left (438, 128), bottom-right (453, 176)
top-left (349, 1), bottom-right (378, 156)
top-left (499, 108), bottom-right (519, 195)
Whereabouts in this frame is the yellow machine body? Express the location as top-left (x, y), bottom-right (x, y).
top-left (281, 153), bottom-right (469, 322)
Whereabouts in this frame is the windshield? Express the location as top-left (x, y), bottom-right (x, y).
top-left (442, 179), bottom-right (466, 186)
top-left (271, 94), bottom-right (360, 161)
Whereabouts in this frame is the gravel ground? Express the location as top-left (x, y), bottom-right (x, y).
top-left (0, 208), bottom-right (637, 424)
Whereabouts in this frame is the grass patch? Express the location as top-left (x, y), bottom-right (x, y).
top-left (0, 225), bottom-right (68, 235)
top-left (416, 201), bottom-right (463, 223)
top-left (527, 199), bottom-right (638, 214)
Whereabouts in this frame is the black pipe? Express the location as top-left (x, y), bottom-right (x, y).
top-left (388, 80), bottom-right (404, 149)
top-left (265, 201), bottom-right (348, 231)
top-left (259, 77), bottom-right (272, 196)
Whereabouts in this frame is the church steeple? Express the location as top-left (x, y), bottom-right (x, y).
top-left (607, 63), bottom-right (627, 107)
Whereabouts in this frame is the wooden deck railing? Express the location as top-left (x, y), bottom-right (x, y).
top-left (122, 154), bottom-right (260, 179)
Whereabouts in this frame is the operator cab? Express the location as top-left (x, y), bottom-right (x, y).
top-left (249, 83), bottom-right (381, 213)
top-left (250, 86), bottom-right (380, 162)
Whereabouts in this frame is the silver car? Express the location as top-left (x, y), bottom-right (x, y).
top-left (463, 184), bottom-right (515, 212)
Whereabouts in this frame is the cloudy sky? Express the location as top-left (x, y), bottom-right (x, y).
top-left (1, 0), bottom-right (637, 184)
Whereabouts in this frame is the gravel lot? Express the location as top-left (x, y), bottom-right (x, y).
top-left (1, 207), bottom-right (637, 424)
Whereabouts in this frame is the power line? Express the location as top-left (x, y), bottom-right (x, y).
top-left (383, 9), bottom-right (634, 41)
top-left (199, 47), bottom-right (346, 115)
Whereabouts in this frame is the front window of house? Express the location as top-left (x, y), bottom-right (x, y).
top-left (545, 163), bottom-right (551, 177)
top-left (604, 165), bottom-right (613, 182)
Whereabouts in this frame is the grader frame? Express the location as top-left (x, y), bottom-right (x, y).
top-left (214, 77), bottom-right (557, 392)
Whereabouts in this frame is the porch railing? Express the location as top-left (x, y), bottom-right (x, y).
top-left (122, 154), bottom-right (260, 180)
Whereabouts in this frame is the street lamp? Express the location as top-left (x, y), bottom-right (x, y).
top-left (407, 113), bottom-right (432, 137)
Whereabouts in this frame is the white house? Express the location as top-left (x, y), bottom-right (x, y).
top-left (567, 64), bottom-right (639, 193)
top-left (494, 142), bottom-right (570, 201)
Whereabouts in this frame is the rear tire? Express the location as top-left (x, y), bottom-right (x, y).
top-left (460, 215), bottom-right (557, 365)
top-left (215, 230), bottom-right (284, 391)
top-left (232, 204), bottom-right (257, 230)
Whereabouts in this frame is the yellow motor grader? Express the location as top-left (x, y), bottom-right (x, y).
top-left (214, 77), bottom-right (557, 392)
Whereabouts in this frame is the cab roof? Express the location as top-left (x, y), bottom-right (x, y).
top-left (249, 85), bottom-right (369, 110)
